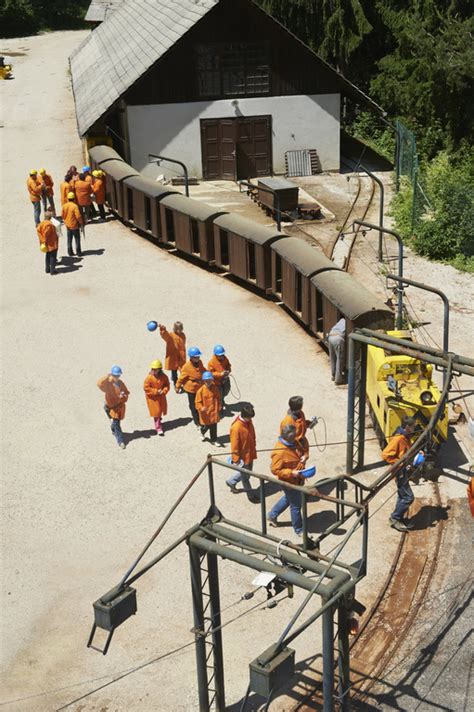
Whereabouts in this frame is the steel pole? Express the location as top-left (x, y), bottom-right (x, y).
top-left (346, 336), bottom-right (357, 475)
top-left (207, 552), bottom-right (226, 711)
top-left (322, 603), bottom-right (335, 712)
top-left (337, 597), bottom-right (351, 712)
top-left (189, 544), bottom-right (209, 712)
top-left (148, 153), bottom-right (189, 196)
top-left (360, 165), bottom-right (384, 261)
top-left (357, 343), bottom-right (367, 471)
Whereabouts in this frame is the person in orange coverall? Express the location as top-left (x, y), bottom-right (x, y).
top-left (60, 172), bottom-right (74, 207)
top-left (92, 170), bottom-right (107, 221)
top-left (97, 365), bottom-right (129, 449)
top-left (75, 171), bottom-right (93, 223)
top-left (225, 403), bottom-right (259, 503)
top-left (38, 168), bottom-right (56, 215)
top-left (195, 371), bottom-right (222, 445)
top-left (27, 169), bottom-right (42, 225)
top-left (36, 211), bottom-right (59, 275)
top-left (268, 424), bottom-right (313, 535)
top-left (159, 322), bottom-right (186, 386)
top-left (143, 359), bottom-right (170, 436)
top-left (280, 395), bottom-right (312, 459)
top-left (208, 344), bottom-right (231, 412)
top-left (382, 416), bottom-right (417, 532)
top-left (62, 192), bottom-right (84, 256)
top-left (176, 346), bottom-right (205, 427)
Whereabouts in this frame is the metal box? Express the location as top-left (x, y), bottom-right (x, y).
top-left (258, 177), bottom-right (299, 213)
top-left (93, 586), bottom-right (137, 631)
top-left (249, 644), bottom-right (295, 697)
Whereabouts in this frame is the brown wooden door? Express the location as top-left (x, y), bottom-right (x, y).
top-left (201, 116), bottom-right (272, 180)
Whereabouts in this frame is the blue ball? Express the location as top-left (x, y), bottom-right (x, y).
top-left (147, 320), bottom-right (158, 332)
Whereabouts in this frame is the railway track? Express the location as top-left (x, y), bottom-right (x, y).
top-left (330, 172), bottom-right (376, 271)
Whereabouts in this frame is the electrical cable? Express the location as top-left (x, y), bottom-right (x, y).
top-left (311, 416), bottom-right (328, 453)
top-left (229, 373), bottom-right (242, 400)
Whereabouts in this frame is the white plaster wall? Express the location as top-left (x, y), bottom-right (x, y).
top-left (127, 94), bottom-right (340, 179)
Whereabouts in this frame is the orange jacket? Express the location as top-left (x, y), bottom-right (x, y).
top-left (160, 326), bottom-right (186, 371)
top-left (27, 176), bottom-right (42, 202)
top-left (230, 416), bottom-right (257, 465)
top-left (75, 178), bottom-right (92, 206)
top-left (176, 359), bottom-right (204, 393)
top-left (271, 438), bottom-right (305, 485)
top-left (144, 371), bottom-right (170, 418)
top-left (382, 430), bottom-right (412, 464)
top-left (38, 173), bottom-right (54, 196)
top-left (208, 354), bottom-right (231, 383)
top-left (62, 201), bottom-right (83, 229)
top-left (85, 174), bottom-right (93, 185)
top-left (37, 220), bottom-right (58, 252)
top-left (280, 410), bottom-right (309, 455)
top-left (97, 375), bottom-right (129, 420)
top-left (92, 178), bottom-right (106, 204)
top-left (195, 383), bottom-right (221, 425)
top-left (467, 477), bottom-right (474, 517)
top-left (60, 181), bottom-right (72, 206)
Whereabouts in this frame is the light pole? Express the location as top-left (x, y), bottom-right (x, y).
top-left (148, 153), bottom-right (189, 197)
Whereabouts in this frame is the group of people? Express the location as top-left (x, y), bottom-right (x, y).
top-left (28, 165), bottom-right (108, 275)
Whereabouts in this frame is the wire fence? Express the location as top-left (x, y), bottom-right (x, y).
top-left (395, 120), bottom-right (431, 233)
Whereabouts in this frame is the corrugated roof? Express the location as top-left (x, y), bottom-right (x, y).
top-left (71, 0), bottom-right (219, 136)
top-left (89, 145), bottom-right (123, 165)
top-left (214, 214), bottom-right (285, 246)
top-left (311, 270), bottom-right (393, 321)
top-left (85, 1), bottom-right (124, 22)
top-left (272, 237), bottom-right (339, 277)
top-left (124, 175), bottom-right (177, 199)
top-left (102, 159), bottom-right (139, 181)
top-left (161, 194), bottom-right (227, 221)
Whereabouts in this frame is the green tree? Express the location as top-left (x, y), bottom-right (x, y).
top-left (0, 0), bottom-right (38, 38)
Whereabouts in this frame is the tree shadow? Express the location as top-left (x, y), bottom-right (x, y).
top-left (123, 429), bottom-right (156, 444)
top-left (409, 504), bottom-right (450, 530)
top-left (162, 416), bottom-right (193, 431)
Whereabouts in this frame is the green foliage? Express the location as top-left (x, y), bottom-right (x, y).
top-left (348, 111), bottom-right (396, 161)
top-left (391, 152), bottom-right (474, 269)
top-left (0, 0), bottom-right (90, 37)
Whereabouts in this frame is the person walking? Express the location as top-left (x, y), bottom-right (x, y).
top-left (382, 415), bottom-right (418, 532)
top-left (62, 192), bottom-right (84, 256)
top-left (36, 210), bottom-right (59, 275)
top-left (226, 403), bottom-right (259, 503)
top-left (268, 424), bottom-right (313, 536)
top-left (328, 318), bottom-right (346, 384)
top-left (38, 168), bottom-right (56, 215)
top-left (280, 396), bottom-right (311, 460)
top-left (208, 344), bottom-right (231, 412)
top-left (195, 372), bottom-right (222, 445)
top-left (159, 322), bottom-right (186, 386)
top-left (143, 359), bottom-right (170, 436)
top-left (75, 171), bottom-right (94, 223)
top-left (97, 366), bottom-right (129, 449)
top-left (92, 170), bottom-right (107, 221)
top-left (176, 347), bottom-right (205, 427)
top-left (27, 169), bottom-right (42, 225)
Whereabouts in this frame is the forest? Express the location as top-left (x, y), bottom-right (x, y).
top-left (1, 0), bottom-right (473, 269)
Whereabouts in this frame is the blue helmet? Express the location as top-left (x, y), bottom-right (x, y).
top-left (202, 371), bottom-right (213, 381)
top-left (213, 344), bottom-right (225, 356)
top-left (147, 320), bottom-right (158, 332)
top-left (111, 365), bottom-right (122, 376)
top-left (82, 165), bottom-right (90, 173)
top-left (413, 451), bottom-right (425, 467)
top-left (188, 346), bottom-right (202, 358)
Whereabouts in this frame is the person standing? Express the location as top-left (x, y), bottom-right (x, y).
top-left (159, 322), bottom-right (186, 386)
top-left (175, 346), bottom-right (204, 427)
top-left (208, 344), bottom-right (231, 412)
top-left (97, 366), bottom-right (129, 449)
top-left (60, 172), bottom-right (74, 207)
top-left (226, 403), bottom-right (259, 503)
top-left (75, 171), bottom-right (93, 223)
top-left (92, 170), bottom-right (107, 221)
top-left (62, 192), bottom-right (84, 256)
top-left (328, 318), bottom-right (346, 384)
top-left (143, 359), bottom-right (170, 436)
top-left (268, 424), bottom-right (309, 536)
top-left (195, 372), bottom-right (222, 445)
top-left (27, 169), bottom-right (42, 226)
top-left (36, 210), bottom-right (59, 275)
top-left (38, 168), bottom-right (56, 215)
top-left (280, 396), bottom-right (311, 460)
top-left (382, 416), bottom-right (417, 532)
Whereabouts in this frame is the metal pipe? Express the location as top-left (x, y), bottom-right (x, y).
top-left (207, 552), bottom-right (226, 711)
top-left (238, 179), bottom-right (282, 231)
top-left (302, 492), bottom-right (309, 550)
top-left (148, 153), bottom-right (189, 197)
top-left (259, 480), bottom-right (267, 535)
top-left (385, 273), bottom-right (450, 384)
top-left (189, 544), bottom-right (210, 711)
top-left (337, 597), bottom-right (351, 712)
top-left (358, 328), bottom-right (474, 368)
top-left (357, 343), bottom-right (368, 470)
top-left (322, 602), bottom-right (335, 712)
top-left (127, 525), bottom-right (200, 586)
top-left (352, 220), bottom-right (404, 328)
top-left (346, 337), bottom-right (357, 475)
top-left (207, 458), bottom-right (216, 511)
top-left (360, 164), bottom-right (384, 261)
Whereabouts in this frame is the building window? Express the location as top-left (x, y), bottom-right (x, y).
top-left (197, 43), bottom-right (270, 98)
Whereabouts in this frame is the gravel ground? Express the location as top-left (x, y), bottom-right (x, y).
top-left (0, 31), bottom-right (471, 712)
